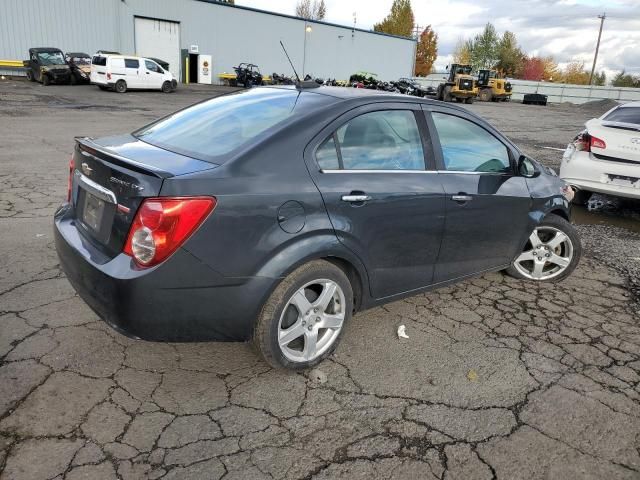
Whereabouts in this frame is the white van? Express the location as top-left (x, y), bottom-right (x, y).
top-left (90, 54), bottom-right (177, 93)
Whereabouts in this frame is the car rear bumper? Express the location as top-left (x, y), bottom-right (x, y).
top-left (54, 205), bottom-right (275, 342)
top-left (560, 149), bottom-right (640, 199)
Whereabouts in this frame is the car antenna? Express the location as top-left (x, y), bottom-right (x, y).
top-left (279, 40), bottom-right (319, 89)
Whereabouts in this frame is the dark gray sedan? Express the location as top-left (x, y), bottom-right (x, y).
top-left (54, 86), bottom-right (580, 369)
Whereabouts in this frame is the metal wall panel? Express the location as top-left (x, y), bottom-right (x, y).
top-left (0, 0), bottom-right (415, 81)
top-left (0, 0), bottom-right (120, 61)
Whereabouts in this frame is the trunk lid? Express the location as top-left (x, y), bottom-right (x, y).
top-left (70, 135), bottom-right (216, 258)
top-left (586, 118), bottom-right (640, 163)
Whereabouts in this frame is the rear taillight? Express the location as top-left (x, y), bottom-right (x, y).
top-left (590, 135), bottom-right (606, 149)
top-left (573, 132), bottom-right (606, 152)
top-left (124, 197), bottom-right (216, 267)
top-left (67, 156), bottom-right (74, 202)
top-left (107, 72), bottom-right (111, 80)
top-left (573, 132), bottom-right (590, 151)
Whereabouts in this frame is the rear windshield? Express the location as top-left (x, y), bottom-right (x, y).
top-left (92, 56), bottom-right (107, 66)
top-left (134, 88), bottom-right (307, 162)
top-left (603, 106), bottom-right (640, 125)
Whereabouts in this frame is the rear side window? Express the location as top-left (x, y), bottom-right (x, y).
top-left (316, 110), bottom-right (425, 171)
top-left (125, 59), bottom-right (139, 69)
top-left (603, 107), bottom-right (640, 125)
top-left (92, 56), bottom-right (107, 66)
top-left (134, 88), bottom-right (302, 162)
top-left (432, 112), bottom-right (511, 173)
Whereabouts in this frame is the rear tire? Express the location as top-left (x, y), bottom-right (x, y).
top-left (115, 80), bottom-right (127, 93)
top-left (253, 260), bottom-right (353, 370)
top-left (479, 90), bottom-right (491, 102)
top-left (572, 189), bottom-right (592, 205)
top-left (505, 214), bottom-right (581, 283)
top-left (466, 97), bottom-right (474, 104)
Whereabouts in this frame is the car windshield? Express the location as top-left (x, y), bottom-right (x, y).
top-left (134, 88), bottom-right (303, 162)
top-left (71, 56), bottom-right (90, 65)
top-left (37, 51), bottom-right (65, 65)
top-left (603, 106), bottom-right (640, 125)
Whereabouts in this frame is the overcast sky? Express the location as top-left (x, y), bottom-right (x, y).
top-left (238, 0), bottom-right (640, 78)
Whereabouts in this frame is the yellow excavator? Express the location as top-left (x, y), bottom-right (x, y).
top-left (477, 69), bottom-right (512, 102)
top-left (436, 64), bottom-right (478, 104)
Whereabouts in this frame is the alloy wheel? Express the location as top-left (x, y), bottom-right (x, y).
top-left (278, 279), bottom-right (346, 363)
top-left (513, 226), bottom-right (574, 280)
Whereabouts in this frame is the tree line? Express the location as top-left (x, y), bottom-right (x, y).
top-left (296, 0), bottom-right (637, 87)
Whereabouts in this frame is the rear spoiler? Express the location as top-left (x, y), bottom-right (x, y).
top-left (75, 137), bottom-right (172, 179)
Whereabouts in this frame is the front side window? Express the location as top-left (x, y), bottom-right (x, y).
top-left (432, 112), bottom-right (511, 173)
top-left (145, 60), bottom-right (160, 73)
top-left (317, 110), bottom-right (425, 171)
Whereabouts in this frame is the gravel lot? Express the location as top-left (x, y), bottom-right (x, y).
top-left (1, 79), bottom-right (639, 480)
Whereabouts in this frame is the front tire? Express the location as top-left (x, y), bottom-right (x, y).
top-left (161, 81), bottom-right (172, 93)
top-left (26, 70), bottom-right (35, 82)
top-left (506, 214), bottom-right (581, 282)
top-left (115, 80), bottom-right (127, 93)
top-left (253, 260), bottom-right (353, 370)
top-left (42, 74), bottom-right (50, 86)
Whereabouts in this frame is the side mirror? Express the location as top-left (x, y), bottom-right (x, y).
top-left (518, 155), bottom-right (541, 178)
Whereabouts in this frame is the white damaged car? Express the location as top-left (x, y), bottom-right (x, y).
top-left (560, 101), bottom-right (640, 204)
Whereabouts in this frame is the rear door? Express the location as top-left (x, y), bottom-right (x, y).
top-left (424, 106), bottom-right (532, 282)
top-left (91, 55), bottom-right (107, 84)
top-left (305, 102), bottom-right (446, 299)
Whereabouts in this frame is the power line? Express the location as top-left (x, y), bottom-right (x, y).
top-left (589, 12), bottom-right (606, 85)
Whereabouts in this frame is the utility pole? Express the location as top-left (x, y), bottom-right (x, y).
top-left (589, 13), bottom-right (606, 85)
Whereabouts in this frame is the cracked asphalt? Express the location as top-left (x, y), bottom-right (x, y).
top-left (1, 79), bottom-right (639, 480)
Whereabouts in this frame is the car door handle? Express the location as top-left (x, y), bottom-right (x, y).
top-left (341, 195), bottom-right (371, 203)
top-left (451, 195), bottom-right (473, 202)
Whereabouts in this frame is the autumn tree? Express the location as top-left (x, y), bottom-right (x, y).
top-left (495, 31), bottom-right (524, 76)
top-left (542, 56), bottom-right (560, 81)
top-left (295, 0), bottom-right (326, 20)
top-left (414, 25), bottom-right (438, 76)
top-left (452, 37), bottom-right (472, 65)
top-left (560, 61), bottom-right (590, 85)
top-left (373, 0), bottom-right (414, 38)
top-left (521, 57), bottom-right (545, 81)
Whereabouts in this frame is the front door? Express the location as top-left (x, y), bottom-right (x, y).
top-left (424, 107), bottom-right (532, 282)
top-left (144, 59), bottom-right (165, 89)
top-left (305, 103), bottom-right (446, 299)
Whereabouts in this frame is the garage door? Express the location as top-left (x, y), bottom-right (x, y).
top-left (134, 17), bottom-right (180, 79)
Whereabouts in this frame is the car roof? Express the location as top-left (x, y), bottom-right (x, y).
top-left (262, 85), bottom-right (449, 108)
top-left (31, 48), bottom-right (63, 53)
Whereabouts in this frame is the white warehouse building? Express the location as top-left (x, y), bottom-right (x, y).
top-left (0, 0), bottom-right (416, 83)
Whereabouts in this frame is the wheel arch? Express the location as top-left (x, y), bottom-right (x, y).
top-left (253, 234), bottom-right (372, 313)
